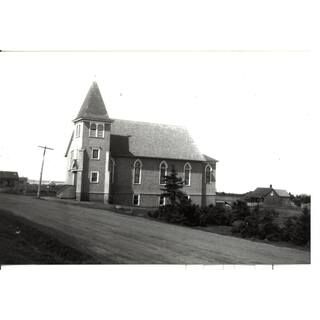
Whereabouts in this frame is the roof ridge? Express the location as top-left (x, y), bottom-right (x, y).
top-left (112, 118), bottom-right (187, 129)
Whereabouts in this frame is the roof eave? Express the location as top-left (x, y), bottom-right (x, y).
top-left (73, 116), bottom-right (113, 123)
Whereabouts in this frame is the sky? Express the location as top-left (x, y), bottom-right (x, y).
top-left (0, 0), bottom-right (317, 195)
top-left (0, 51), bottom-right (316, 195)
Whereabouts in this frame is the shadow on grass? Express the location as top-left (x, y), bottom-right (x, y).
top-left (0, 209), bottom-right (101, 265)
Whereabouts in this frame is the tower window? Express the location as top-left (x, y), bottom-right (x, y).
top-left (133, 194), bottom-right (140, 206)
top-left (90, 171), bottom-right (99, 183)
top-left (75, 124), bottom-right (81, 138)
top-left (89, 122), bottom-right (104, 138)
top-left (97, 124), bottom-right (104, 138)
top-left (184, 163), bottom-right (192, 186)
top-left (89, 123), bottom-right (97, 137)
top-left (159, 161), bottom-right (168, 185)
top-left (92, 148), bottom-right (100, 160)
top-left (133, 159), bottom-right (142, 184)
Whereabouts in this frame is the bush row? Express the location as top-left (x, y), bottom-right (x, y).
top-left (148, 201), bottom-right (310, 246)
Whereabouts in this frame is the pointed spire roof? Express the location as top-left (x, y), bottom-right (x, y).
top-left (74, 82), bottom-right (111, 122)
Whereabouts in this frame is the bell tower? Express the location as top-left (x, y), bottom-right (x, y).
top-left (66, 82), bottom-right (113, 202)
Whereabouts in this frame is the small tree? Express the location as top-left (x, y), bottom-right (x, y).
top-left (161, 166), bottom-right (187, 207)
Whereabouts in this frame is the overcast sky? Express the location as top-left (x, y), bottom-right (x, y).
top-left (0, 51), bottom-right (316, 195)
top-left (0, 0), bottom-right (317, 195)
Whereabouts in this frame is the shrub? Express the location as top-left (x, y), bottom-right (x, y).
top-left (234, 208), bottom-right (281, 240)
top-left (203, 205), bottom-right (232, 226)
top-left (231, 200), bottom-right (251, 222)
top-left (281, 208), bottom-right (310, 246)
top-left (231, 220), bottom-right (245, 233)
top-left (182, 204), bottom-right (204, 226)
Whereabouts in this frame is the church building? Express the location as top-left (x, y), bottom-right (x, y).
top-left (62, 82), bottom-right (217, 208)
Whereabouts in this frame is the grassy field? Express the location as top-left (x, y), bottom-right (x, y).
top-left (0, 209), bottom-right (99, 264)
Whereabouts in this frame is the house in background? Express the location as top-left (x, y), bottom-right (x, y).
top-left (59, 82), bottom-right (217, 208)
top-left (243, 185), bottom-right (292, 208)
top-left (0, 171), bottom-right (19, 192)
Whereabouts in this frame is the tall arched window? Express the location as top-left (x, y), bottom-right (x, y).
top-left (109, 158), bottom-right (115, 184)
top-left (205, 164), bottom-right (214, 184)
top-left (90, 123), bottom-right (96, 137)
top-left (159, 161), bottom-right (168, 185)
top-left (184, 163), bottom-right (192, 186)
top-left (133, 159), bottom-right (142, 184)
top-left (97, 124), bottom-right (104, 138)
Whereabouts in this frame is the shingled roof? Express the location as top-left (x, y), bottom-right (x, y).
top-left (245, 187), bottom-right (290, 199)
top-left (74, 82), bottom-right (111, 122)
top-left (0, 171), bottom-right (19, 180)
top-left (110, 119), bottom-right (212, 162)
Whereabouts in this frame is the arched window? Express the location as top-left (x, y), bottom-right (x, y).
top-left (97, 124), bottom-right (104, 138)
top-left (205, 164), bottom-right (213, 184)
top-left (184, 163), bottom-right (192, 186)
top-left (159, 161), bottom-right (168, 185)
top-left (109, 158), bottom-right (115, 184)
top-left (89, 122), bottom-right (104, 138)
top-left (90, 123), bottom-right (96, 137)
top-left (133, 159), bottom-right (142, 184)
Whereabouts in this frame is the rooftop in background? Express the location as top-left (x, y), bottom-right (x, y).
top-left (245, 187), bottom-right (290, 199)
top-left (0, 171), bottom-right (19, 180)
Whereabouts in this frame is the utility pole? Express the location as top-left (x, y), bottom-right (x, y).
top-left (37, 145), bottom-right (54, 199)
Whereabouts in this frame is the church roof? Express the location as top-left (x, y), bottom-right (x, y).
top-left (74, 82), bottom-right (111, 122)
top-left (110, 119), bottom-right (212, 162)
top-left (203, 154), bottom-right (218, 163)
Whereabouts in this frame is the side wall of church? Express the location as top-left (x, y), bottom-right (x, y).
top-left (109, 156), bottom-right (216, 208)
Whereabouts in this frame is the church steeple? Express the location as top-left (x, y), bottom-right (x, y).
top-left (74, 82), bottom-right (111, 123)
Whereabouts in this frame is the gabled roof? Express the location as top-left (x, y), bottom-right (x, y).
top-left (74, 82), bottom-right (111, 122)
top-left (245, 187), bottom-right (290, 199)
top-left (274, 189), bottom-right (290, 198)
top-left (110, 119), bottom-right (212, 162)
top-left (0, 171), bottom-right (19, 180)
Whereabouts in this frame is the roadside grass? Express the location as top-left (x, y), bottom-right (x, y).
top-left (0, 209), bottom-right (100, 264)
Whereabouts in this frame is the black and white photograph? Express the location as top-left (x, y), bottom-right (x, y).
top-left (0, 50), bottom-right (313, 265)
top-left (0, 0), bottom-right (318, 319)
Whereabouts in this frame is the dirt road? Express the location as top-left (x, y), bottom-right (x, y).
top-left (0, 194), bottom-right (310, 264)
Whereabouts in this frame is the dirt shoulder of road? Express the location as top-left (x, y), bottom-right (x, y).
top-left (0, 208), bottom-right (100, 265)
